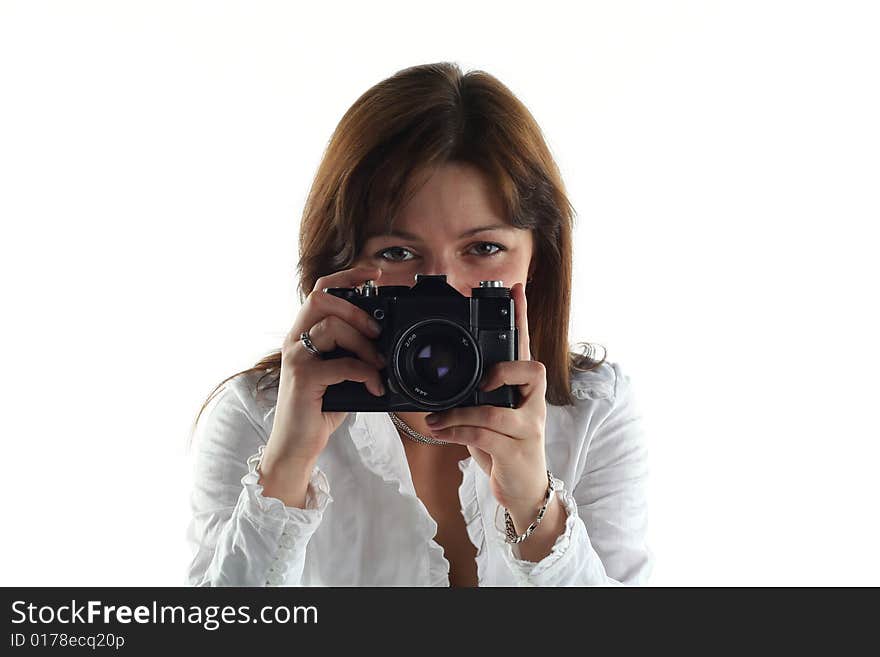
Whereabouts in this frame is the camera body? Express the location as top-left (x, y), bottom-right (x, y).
top-left (320, 274), bottom-right (520, 412)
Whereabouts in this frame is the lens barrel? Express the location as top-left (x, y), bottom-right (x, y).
top-left (392, 319), bottom-right (481, 408)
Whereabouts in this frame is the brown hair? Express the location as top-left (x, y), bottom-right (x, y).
top-left (191, 61), bottom-right (605, 438)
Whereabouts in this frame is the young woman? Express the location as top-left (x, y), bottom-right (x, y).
top-left (185, 62), bottom-right (652, 587)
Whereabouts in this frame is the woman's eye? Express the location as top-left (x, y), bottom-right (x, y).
top-left (376, 246), bottom-right (415, 262)
top-left (468, 242), bottom-right (506, 256)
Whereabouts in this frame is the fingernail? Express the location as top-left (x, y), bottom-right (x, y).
top-left (374, 382), bottom-right (385, 396)
top-left (369, 320), bottom-right (382, 335)
top-left (425, 414), bottom-right (439, 425)
top-left (376, 353), bottom-right (386, 368)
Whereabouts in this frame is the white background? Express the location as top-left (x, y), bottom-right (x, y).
top-left (1, 1), bottom-right (877, 586)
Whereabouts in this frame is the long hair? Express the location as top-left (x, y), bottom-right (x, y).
top-left (192, 62), bottom-right (605, 436)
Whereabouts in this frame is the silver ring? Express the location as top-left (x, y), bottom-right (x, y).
top-left (299, 330), bottom-right (323, 359)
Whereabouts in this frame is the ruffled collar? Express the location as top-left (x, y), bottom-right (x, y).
top-left (569, 362), bottom-right (616, 400)
top-left (347, 411), bottom-right (421, 497)
top-left (347, 411), bottom-right (484, 586)
top-left (347, 411), bottom-right (476, 485)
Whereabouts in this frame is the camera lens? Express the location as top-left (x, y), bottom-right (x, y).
top-left (393, 320), bottom-right (480, 408)
top-left (413, 339), bottom-right (458, 384)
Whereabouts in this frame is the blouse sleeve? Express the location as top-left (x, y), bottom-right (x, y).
top-left (495, 362), bottom-right (653, 586)
top-left (184, 377), bottom-right (333, 586)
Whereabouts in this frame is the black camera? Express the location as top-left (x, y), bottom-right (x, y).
top-left (320, 274), bottom-right (520, 412)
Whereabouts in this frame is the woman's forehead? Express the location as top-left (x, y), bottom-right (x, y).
top-left (363, 215), bottom-right (519, 241)
top-left (365, 165), bottom-right (512, 237)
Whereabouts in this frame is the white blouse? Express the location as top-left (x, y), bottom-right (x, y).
top-left (184, 360), bottom-right (653, 586)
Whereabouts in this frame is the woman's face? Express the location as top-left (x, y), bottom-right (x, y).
top-left (354, 162), bottom-right (534, 297)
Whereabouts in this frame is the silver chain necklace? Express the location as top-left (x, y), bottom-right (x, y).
top-left (388, 412), bottom-right (452, 446)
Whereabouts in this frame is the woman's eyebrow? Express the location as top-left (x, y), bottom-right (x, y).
top-left (365, 224), bottom-right (514, 241)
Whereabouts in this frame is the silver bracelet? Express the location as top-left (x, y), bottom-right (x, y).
top-left (503, 470), bottom-right (556, 544)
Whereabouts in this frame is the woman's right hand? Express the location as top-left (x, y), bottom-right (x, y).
top-left (263, 264), bottom-right (387, 471)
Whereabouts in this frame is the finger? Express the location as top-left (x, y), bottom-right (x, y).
top-left (426, 404), bottom-right (521, 440)
top-left (296, 356), bottom-right (385, 400)
top-left (478, 360), bottom-right (546, 407)
top-left (307, 315), bottom-right (385, 370)
top-left (313, 264), bottom-right (383, 294)
top-left (294, 287), bottom-right (383, 342)
top-left (513, 282), bottom-right (532, 361)
top-left (431, 424), bottom-right (507, 455)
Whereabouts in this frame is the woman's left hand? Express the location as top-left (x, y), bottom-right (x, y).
top-left (425, 282), bottom-right (550, 518)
